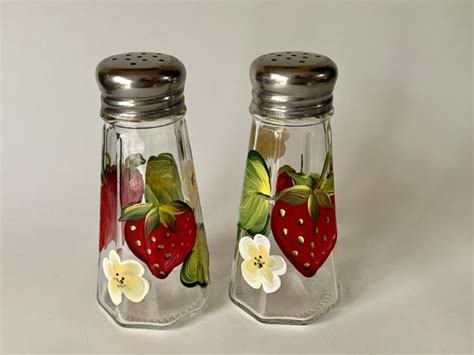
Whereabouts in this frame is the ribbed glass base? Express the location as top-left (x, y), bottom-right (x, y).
top-left (97, 284), bottom-right (209, 329)
top-left (229, 253), bottom-right (339, 325)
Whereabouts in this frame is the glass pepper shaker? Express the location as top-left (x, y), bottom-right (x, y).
top-left (96, 52), bottom-right (210, 328)
top-left (229, 51), bottom-right (340, 324)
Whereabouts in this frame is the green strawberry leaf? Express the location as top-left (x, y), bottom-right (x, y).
top-left (278, 164), bottom-right (296, 175)
top-left (310, 172), bottom-right (321, 185)
top-left (307, 192), bottom-right (320, 222)
top-left (144, 184), bottom-right (160, 206)
top-left (239, 194), bottom-right (270, 235)
top-left (159, 209), bottom-right (176, 230)
top-left (238, 150), bottom-right (271, 235)
top-left (314, 189), bottom-right (333, 208)
top-left (287, 172), bottom-right (315, 187)
top-left (144, 207), bottom-right (160, 235)
top-left (157, 201), bottom-right (191, 231)
top-left (180, 225), bottom-right (210, 288)
top-left (159, 201), bottom-right (191, 216)
top-left (274, 185), bottom-right (313, 205)
top-left (243, 150), bottom-right (271, 195)
top-left (320, 176), bottom-right (334, 194)
top-left (317, 151), bottom-right (331, 187)
top-left (145, 153), bottom-right (183, 204)
top-left (125, 153), bottom-right (146, 168)
top-left (119, 203), bottom-right (153, 221)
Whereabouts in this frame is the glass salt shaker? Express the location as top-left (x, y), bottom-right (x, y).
top-left (96, 52), bottom-right (210, 328)
top-left (229, 51), bottom-right (340, 324)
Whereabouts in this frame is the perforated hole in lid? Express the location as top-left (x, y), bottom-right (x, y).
top-left (104, 52), bottom-right (175, 67)
top-left (261, 51), bottom-right (327, 66)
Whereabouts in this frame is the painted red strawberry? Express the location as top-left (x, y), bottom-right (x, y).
top-left (276, 168), bottom-right (294, 192)
top-left (99, 165), bottom-right (117, 251)
top-left (119, 153), bottom-right (199, 279)
top-left (122, 205), bottom-right (197, 278)
top-left (271, 155), bottom-right (337, 277)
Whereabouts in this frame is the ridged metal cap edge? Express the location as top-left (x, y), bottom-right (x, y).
top-left (249, 51), bottom-right (337, 119)
top-left (96, 52), bottom-right (186, 122)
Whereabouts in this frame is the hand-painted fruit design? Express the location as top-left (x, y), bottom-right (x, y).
top-left (123, 206), bottom-right (197, 279)
top-left (120, 153), bottom-right (145, 208)
top-left (119, 153), bottom-right (209, 285)
top-left (180, 225), bottom-right (210, 287)
top-left (121, 168), bottom-right (144, 208)
top-left (99, 164), bottom-right (117, 251)
top-left (99, 154), bottom-right (145, 251)
top-left (271, 152), bottom-right (337, 277)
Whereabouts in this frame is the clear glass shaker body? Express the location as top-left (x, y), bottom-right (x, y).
top-left (229, 112), bottom-right (339, 324)
top-left (97, 115), bottom-right (210, 328)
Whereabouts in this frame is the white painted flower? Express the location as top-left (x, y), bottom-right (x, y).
top-left (239, 234), bottom-right (287, 293)
top-left (102, 250), bottom-right (150, 305)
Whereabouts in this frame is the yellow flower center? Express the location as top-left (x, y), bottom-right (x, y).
top-left (113, 272), bottom-right (126, 288)
top-left (253, 254), bottom-right (266, 269)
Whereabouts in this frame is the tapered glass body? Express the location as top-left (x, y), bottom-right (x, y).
top-left (229, 113), bottom-right (339, 324)
top-left (97, 115), bottom-right (210, 329)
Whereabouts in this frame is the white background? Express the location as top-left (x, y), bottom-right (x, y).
top-left (1, 1), bottom-right (472, 354)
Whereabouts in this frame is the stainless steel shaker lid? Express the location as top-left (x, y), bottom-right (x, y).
top-left (249, 51), bottom-right (338, 119)
top-left (96, 52), bottom-right (186, 122)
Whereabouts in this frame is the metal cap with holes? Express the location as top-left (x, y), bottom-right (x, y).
top-left (96, 52), bottom-right (186, 122)
top-left (249, 51), bottom-right (338, 119)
